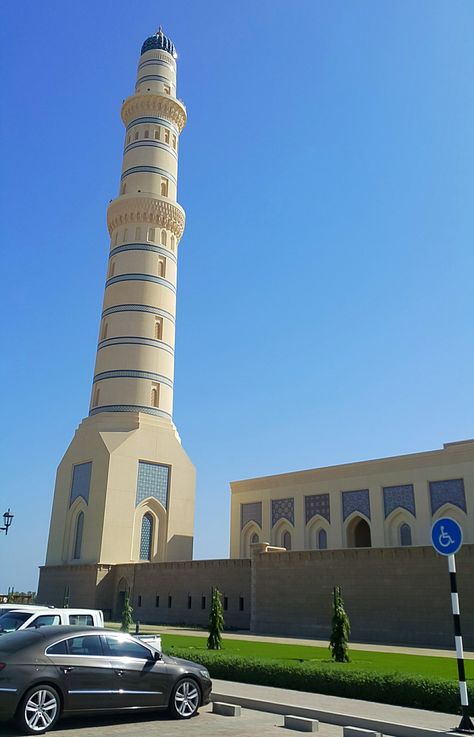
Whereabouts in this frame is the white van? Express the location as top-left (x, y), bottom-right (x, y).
top-left (0, 607), bottom-right (104, 633)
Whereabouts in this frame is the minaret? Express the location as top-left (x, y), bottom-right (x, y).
top-left (42, 29), bottom-right (195, 573)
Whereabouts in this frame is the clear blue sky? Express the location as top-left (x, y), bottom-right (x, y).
top-left (1, 1), bottom-right (473, 593)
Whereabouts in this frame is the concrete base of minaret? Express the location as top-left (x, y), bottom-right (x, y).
top-left (45, 412), bottom-right (195, 567)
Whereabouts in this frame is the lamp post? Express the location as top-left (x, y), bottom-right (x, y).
top-left (0, 509), bottom-right (14, 536)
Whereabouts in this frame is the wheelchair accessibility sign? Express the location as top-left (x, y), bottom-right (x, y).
top-left (431, 517), bottom-right (463, 556)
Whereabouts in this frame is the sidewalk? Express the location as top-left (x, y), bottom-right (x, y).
top-left (157, 625), bottom-right (474, 659)
top-left (211, 679), bottom-right (462, 737)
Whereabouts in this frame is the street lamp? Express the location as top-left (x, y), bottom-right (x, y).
top-left (1, 509), bottom-right (13, 535)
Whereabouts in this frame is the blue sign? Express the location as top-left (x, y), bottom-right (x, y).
top-left (431, 517), bottom-right (463, 556)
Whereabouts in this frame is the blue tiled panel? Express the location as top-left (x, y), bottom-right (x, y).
top-left (342, 489), bottom-right (370, 521)
top-left (305, 494), bottom-right (330, 523)
top-left (139, 514), bottom-right (153, 560)
top-left (383, 484), bottom-right (416, 518)
top-left (241, 502), bottom-right (262, 530)
top-left (70, 463), bottom-right (92, 506)
top-left (136, 462), bottom-right (170, 508)
top-left (271, 498), bottom-right (294, 527)
top-left (429, 479), bottom-right (467, 515)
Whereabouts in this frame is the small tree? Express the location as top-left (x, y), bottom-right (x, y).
top-left (329, 585), bottom-right (350, 662)
top-left (120, 593), bottom-right (134, 633)
top-left (207, 588), bottom-right (224, 650)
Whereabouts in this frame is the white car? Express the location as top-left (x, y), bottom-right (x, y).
top-left (0, 608), bottom-right (104, 633)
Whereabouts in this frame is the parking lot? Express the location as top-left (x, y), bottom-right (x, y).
top-left (0, 704), bottom-right (342, 737)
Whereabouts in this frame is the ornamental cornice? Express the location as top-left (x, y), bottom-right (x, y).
top-left (107, 195), bottom-right (185, 240)
top-left (121, 94), bottom-right (186, 132)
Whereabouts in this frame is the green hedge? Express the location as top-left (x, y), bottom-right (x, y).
top-left (168, 647), bottom-right (473, 715)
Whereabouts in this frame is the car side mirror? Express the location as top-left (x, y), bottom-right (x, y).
top-left (153, 650), bottom-right (161, 662)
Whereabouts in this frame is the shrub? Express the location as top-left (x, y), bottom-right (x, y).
top-left (329, 585), bottom-right (350, 662)
top-left (120, 594), bottom-right (133, 633)
top-left (166, 647), bottom-right (473, 715)
top-left (207, 588), bottom-right (224, 650)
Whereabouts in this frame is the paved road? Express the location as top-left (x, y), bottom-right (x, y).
top-left (0, 704), bottom-right (340, 737)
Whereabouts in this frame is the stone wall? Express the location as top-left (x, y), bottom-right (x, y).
top-left (252, 544), bottom-right (474, 647)
top-left (38, 558), bottom-right (251, 630)
top-left (38, 545), bottom-right (474, 647)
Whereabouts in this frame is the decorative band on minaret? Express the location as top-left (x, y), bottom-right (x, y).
top-left (90, 28), bottom-right (187, 422)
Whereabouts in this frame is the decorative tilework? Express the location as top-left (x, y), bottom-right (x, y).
top-left (383, 484), bottom-right (416, 518)
top-left (124, 140), bottom-right (178, 158)
top-left (102, 304), bottom-right (175, 322)
top-left (105, 274), bottom-right (176, 293)
top-left (69, 462), bottom-right (92, 506)
top-left (139, 513), bottom-right (153, 560)
top-left (342, 489), bottom-right (370, 521)
top-left (127, 116), bottom-right (179, 135)
top-left (109, 243), bottom-right (177, 262)
top-left (136, 461), bottom-right (170, 508)
top-left (429, 479), bottom-right (467, 515)
top-left (241, 502), bottom-right (262, 530)
top-left (305, 494), bottom-right (330, 524)
top-left (89, 404), bottom-right (171, 419)
top-left (93, 370), bottom-right (173, 387)
top-left (137, 74), bottom-right (175, 86)
top-left (121, 166), bottom-right (177, 185)
top-left (97, 336), bottom-right (174, 354)
top-left (271, 498), bottom-right (294, 527)
top-left (138, 58), bottom-right (174, 72)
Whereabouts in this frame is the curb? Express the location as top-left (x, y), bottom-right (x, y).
top-left (210, 691), bottom-right (456, 737)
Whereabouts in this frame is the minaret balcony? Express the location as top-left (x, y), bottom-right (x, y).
top-left (121, 93), bottom-right (186, 133)
top-left (107, 195), bottom-right (185, 240)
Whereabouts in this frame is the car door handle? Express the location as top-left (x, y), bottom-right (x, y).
top-left (61, 667), bottom-right (74, 674)
top-left (115, 670), bottom-right (124, 677)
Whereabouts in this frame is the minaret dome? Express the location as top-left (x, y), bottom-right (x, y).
top-left (141, 27), bottom-right (177, 57)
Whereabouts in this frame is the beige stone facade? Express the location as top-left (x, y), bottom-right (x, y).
top-left (230, 439), bottom-right (474, 558)
top-left (44, 30), bottom-right (195, 571)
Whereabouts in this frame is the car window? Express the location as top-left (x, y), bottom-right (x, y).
top-left (66, 635), bottom-right (103, 656)
top-left (68, 614), bottom-right (93, 626)
top-left (103, 634), bottom-right (152, 660)
top-left (46, 639), bottom-right (69, 655)
top-left (27, 615), bottom-right (61, 629)
top-left (0, 612), bottom-right (32, 632)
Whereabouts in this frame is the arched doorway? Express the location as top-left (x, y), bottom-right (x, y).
top-left (347, 516), bottom-right (372, 548)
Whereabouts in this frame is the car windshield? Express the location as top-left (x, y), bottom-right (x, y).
top-left (0, 612), bottom-right (32, 632)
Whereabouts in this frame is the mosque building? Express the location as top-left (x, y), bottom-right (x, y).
top-left (38, 29), bottom-right (474, 647)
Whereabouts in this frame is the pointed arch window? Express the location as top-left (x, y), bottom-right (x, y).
top-left (170, 235), bottom-right (176, 251)
top-left (282, 531), bottom-right (292, 550)
top-left (151, 383), bottom-right (160, 408)
top-left (160, 178), bottom-right (169, 197)
top-left (73, 512), bottom-right (84, 560)
top-left (160, 230), bottom-right (167, 246)
top-left (250, 533), bottom-right (259, 544)
top-left (399, 523), bottom-right (412, 547)
top-left (318, 529), bottom-right (328, 550)
top-left (140, 513), bottom-right (153, 561)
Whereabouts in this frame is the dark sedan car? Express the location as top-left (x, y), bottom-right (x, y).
top-left (0, 626), bottom-right (212, 735)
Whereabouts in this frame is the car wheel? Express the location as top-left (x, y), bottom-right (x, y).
top-left (169, 677), bottom-right (201, 719)
top-left (16, 684), bottom-right (60, 735)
